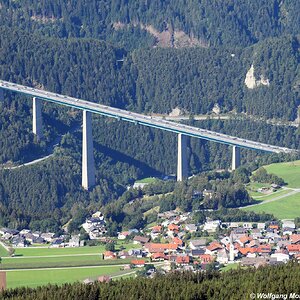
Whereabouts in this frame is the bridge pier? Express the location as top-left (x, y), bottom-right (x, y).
top-left (232, 145), bottom-right (241, 170)
top-left (82, 110), bottom-right (96, 190)
top-left (32, 97), bottom-right (43, 141)
top-left (0, 89), bottom-right (3, 101)
top-left (177, 133), bottom-right (188, 181)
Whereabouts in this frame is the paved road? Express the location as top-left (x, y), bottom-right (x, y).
top-left (0, 79), bottom-right (296, 154)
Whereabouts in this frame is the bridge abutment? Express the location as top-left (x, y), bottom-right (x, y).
top-left (32, 97), bottom-right (43, 141)
top-left (177, 133), bottom-right (188, 181)
top-left (232, 145), bottom-right (241, 170)
top-left (82, 110), bottom-right (96, 190)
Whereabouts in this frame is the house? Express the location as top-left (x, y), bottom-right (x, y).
top-left (185, 224), bottom-right (197, 233)
top-left (32, 236), bottom-right (45, 245)
top-left (189, 239), bottom-right (206, 250)
top-left (118, 251), bottom-right (130, 259)
top-left (151, 253), bottom-right (166, 261)
top-left (271, 253), bottom-right (290, 263)
top-left (290, 234), bottom-right (300, 244)
top-left (243, 223), bottom-right (253, 229)
top-left (216, 249), bottom-right (229, 264)
top-left (50, 238), bottom-right (64, 248)
top-left (203, 220), bottom-right (220, 233)
top-left (103, 251), bottom-right (117, 260)
top-left (198, 254), bottom-right (214, 263)
top-left (118, 231), bottom-right (130, 240)
top-left (168, 224), bottom-right (179, 232)
top-left (11, 236), bottom-right (26, 247)
top-left (41, 232), bottom-right (55, 242)
top-left (144, 243), bottom-right (177, 254)
top-left (173, 237), bottom-right (183, 247)
top-left (283, 227), bottom-right (294, 236)
top-left (282, 220), bottom-right (295, 229)
top-left (133, 236), bottom-right (150, 244)
top-left (131, 259), bottom-right (145, 267)
top-left (287, 244), bottom-right (300, 255)
top-left (68, 235), bottom-right (80, 247)
top-left (206, 242), bottom-right (223, 255)
top-left (128, 249), bottom-right (143, 257)
top-left (257, 223), bottom-right (266, 230)
top-left (176, 255), bottom-right (190, 265)
top-left (241, 257), bottom-right (268, 267)
top-left (191, 249), bottom-right (205, 257)
top-left (251, 229), bottom-right (263, 240)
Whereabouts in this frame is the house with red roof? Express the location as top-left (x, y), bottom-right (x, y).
top-left (144, 243), bottom-right (178, 254)
top-left (290, 234), bottom-right (300, 244)
top-left (287, 244), bottom-right (300, 254)
top-left (104, 251), bottom-right (117, 260)
top-left (176, 255), bottom-right (190, 265)
top-left (131, 259), bottom-right (146, 267)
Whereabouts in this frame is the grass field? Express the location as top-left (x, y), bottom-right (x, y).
top-left (0, 244), bottom-right (8, 257)
top-left (14, 242), bottom-right (138, 257)
top-left (0, 255), bottom-right (136, 270)
top-left (220, 263), bottom-right (240, 272)
top-left (243, 192), bottom-right (300, 219)
top-left (135, 177), bottom-right (157, 184)
top-left (6, 265), bottom-right (124, 289)
top-left (251, 189), bottom-right (291, 201)
top-left (264, 160), bottom-right (300, 188)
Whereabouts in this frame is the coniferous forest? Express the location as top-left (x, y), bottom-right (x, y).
top-left (1, 262), bottom-right (300, 300)
top-left (0, 1), bottom-right (299, 230)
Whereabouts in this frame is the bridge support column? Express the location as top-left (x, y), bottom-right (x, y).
top-left (177, 133), bottom-right (188, 181)
top-left (82, 110), bottom-right (95, 190)
top-left (232, 145), bottom-right (241, 171)
top-left (0, 89), bottom-right (3, 101)
top-left (33, 97), bottom-right (43, 141)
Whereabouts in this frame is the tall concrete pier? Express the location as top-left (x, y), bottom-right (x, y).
top-left (232, 145), bottom-right (241, 170)
top-left (177, 133), bottom-right (188, 181)
top-left (82, 110), bottom-right (95, 190)
top-left (32, 97), bottom-right (43, 141)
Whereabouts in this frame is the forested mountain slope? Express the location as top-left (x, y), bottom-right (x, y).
top-left (0, 0), bottom-right (299, 48)
top-left (0, 1), bottom-right (299, 231)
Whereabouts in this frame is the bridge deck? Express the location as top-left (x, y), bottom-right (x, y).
top-left (0, 80), bottom-right (295, 154)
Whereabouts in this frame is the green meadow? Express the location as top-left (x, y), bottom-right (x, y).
top-left (264, 160), bottom-right (300, 188)
top-left (6, 265), bottom-right (124, 289)
top-left (244, 192), bottom-right (300, 219)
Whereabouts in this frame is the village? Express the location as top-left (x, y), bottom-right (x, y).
top-left (1, 209), bottom-right (300, 276)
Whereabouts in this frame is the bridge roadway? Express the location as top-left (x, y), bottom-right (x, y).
top-left (0, 79), bottom-right (295, 154)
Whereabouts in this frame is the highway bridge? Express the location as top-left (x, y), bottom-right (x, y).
top-left (0, 79), bottom-right (296, 189)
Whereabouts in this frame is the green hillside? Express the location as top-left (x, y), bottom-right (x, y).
top-left (264, 160), bottom-right (300, 188)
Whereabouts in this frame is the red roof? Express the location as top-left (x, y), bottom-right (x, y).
top-left (199, 254), bottom-right (214, 263)
top-left (206, 242), bottom-right (223, 251)
top-left (168, 224), bottom-right (179, 231)
top-left (152, 225), bottom-right (162, 232)
top-left (287, 244), bottom-right (300, 252)
top-left (131, 259), bottom-right (146, 265)
top-left (239, 235), bottom-right (252, 244)
top-left (176, 255), bottom-right (190, 264)
top-left (145, 243), bottom-right (178, 253)
top-left (173, 237), bottom-right (183, 245)
top-left (290, 234), bottom-right (300, 244)
top-left (151, 253), bottom-right (166, 260)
